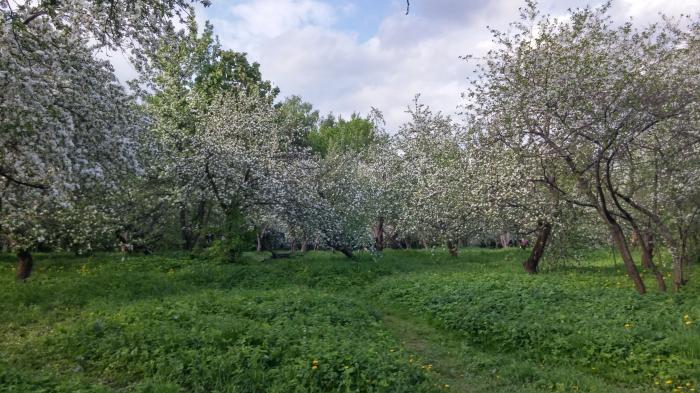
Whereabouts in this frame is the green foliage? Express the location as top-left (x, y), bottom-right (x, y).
top-left (307, 114), bottom-right (385, 157)
top-left (1, 249), bottom-right (698, 392)
top-left (203, 207), bottom-right (257, 263)
top-left (0, 252), bottom-right (437, 392)
top-left (275, 95), bottom-right (320, 148)
top-left (370, 250), bottom-right (700, 389)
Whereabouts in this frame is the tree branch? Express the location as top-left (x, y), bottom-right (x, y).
top-left (0, 168), bottom-right (48, 190)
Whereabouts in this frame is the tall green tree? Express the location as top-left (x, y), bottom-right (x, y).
top-left (308, 113), bottom-right (386, 157)
top-left (134, 16), bottom-right (279, 251)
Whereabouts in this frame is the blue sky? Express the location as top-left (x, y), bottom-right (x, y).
top-left (112, 0), bottom-right (700, 130)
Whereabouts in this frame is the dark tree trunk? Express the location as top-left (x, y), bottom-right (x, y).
top-left (648, 258), bottom-right (667, 292)
top-left (180, 205), bottom-right (194, 251)
top-left (522, 221), bottom-right (551, 274)
top-left (195, 203), bottom-right (213, 248)
top-left (334, 246), bottom-right (353, 258)
top-left (640, 231), bottom-right (653, 269)
top-left (256, 226), bottom-right (267, 252)
top-left (290, 238), bottom-right (297, 256)
top-left (180, 201), bottom-right (208, 251)
top-left (583, 170), bottom-right (646, 294)
top-left (608, 223), bottom-right (646, 294)
top-left (16, 249), bottom-right (33, 281)
top-left (446, 240), bottom-right (458, 257)
top-left (373, 216), bottom-right (385, 251)
top-left (639, 231), bottom-right (665, 291)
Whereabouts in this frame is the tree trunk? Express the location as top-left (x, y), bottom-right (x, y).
top-left (608, 223), bottom-right (646, 294)
top-left (523, 222), bottom-right (552, 274)
top-left (648, 258), bottom-right (667, 292)
top-left (499, 231), bottom-right (511, 248)
top-left (16, 249), bottom-right (33, 281)
top-left (334, 246), bottom-right (353, 258)
top-left (179, 205), bottom-right (194, 251)
top-left (636, 231), bottom-right (666, 292)
top-left (579, 173), bottom-right (645, 294)
top-left (446, 240), bottom-right (458, 257)
top-left (670, 247), bottom-right (687, 291)
top-left (522, 221), bottom-right (551, 274)
top-left (373, 216), bottom-right (385, 251)
top-left (640, 231), bottom-right (653, 269)
top-left (256, 231), bottom-right (263, 252)
top-left (300, 240), bottom-right (308, 253)
top-left (290, 238), bottom-right (297, 256)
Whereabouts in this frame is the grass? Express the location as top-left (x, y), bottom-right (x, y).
top-left (0, 248), bottom-right (698, 392)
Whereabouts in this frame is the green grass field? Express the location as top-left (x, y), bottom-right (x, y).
top-left (1, 249), bottom-right (698, 392)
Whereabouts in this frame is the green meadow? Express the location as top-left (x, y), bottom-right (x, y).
top-left (1, 249), bottom-right (698, 392)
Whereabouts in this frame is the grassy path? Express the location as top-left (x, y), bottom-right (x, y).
top-left (373, 303), bottom-right (652, 393)
top-left (376, 307), bottom-right (472, 392)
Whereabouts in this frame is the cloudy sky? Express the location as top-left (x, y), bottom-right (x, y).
top-left (112, 0), bottom-right (700, 130)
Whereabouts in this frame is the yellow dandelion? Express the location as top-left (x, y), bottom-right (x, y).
top-left (666, 379), bottom-right (673, 385)
top-left (624, 323), bottom-right (633, 329)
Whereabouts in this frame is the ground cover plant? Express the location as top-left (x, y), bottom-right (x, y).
top-left (1, 248), bottom-right (698, 392)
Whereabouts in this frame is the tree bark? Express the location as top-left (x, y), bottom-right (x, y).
top-left (608, 223), bottom-right (646, 294)
top-left (446, 240), bottom-right (458, 257)
top-left (636, 230), bottom-right (666, 292)
top-left (256, 232), bottom-right (263, 252)
top-left (499, 231), bottom-right (511, 248)
top-left (16, 249), bottom-right (33, 281)
top-left (640, 231), bottom-right (653, 269)
top-left (290, 238), bottom-right (297, 256)
top-left (300, 240), bottom-right (308, 253)
top-left (373, 216), bottom-right (385, 251)
top-left (580, 171), bottom-right (646, 294)
top-left (179, 205), bottom-right (191, 250)
top-left (522, 221), bottom-right (551, 274)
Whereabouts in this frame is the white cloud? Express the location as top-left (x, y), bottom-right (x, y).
top-left (228, 0), bottom-right (336, 39)
top-left (110, 0), bottom-right (700, 130)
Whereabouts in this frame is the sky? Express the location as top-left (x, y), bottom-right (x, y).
top-left (111, 0), bottom-right (700, 131)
